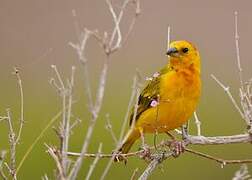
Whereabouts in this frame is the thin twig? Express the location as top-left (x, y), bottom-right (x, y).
top-left (85, 143), bottom-right (103, 180)
top-left (234, 11), bottom-right (244, 91)
top-left (232, 164), bottom-right (251, 180)
top-left (0, 170), bottom-right (7, 180)
top-left (51, 0), bottom-right (140, 179)
top-left (185, 148), bottom-right (252, 167)
top-left (17, 111), bottom-right (62, 173)
top-left (105, 114), bottom-right (118, 145)
top-left (64, 66), bottom-right (76, 173)
top-left (0, 151), bottom-right (7, 180)
top-left (122, 0), bottom-right (141, 46)
top-left (106, 0), bottom-right (129, 53)
top-left (67, 149), bottom-right (142, 158)
top-left (6, 109), bottom-right (17, 180)
top-left (138, 152), bottom-right (173, 180)
top-left (46, 144), bottom-right (65, 180)
top-left (42, 174), bottom-right (49, 180)
top-left (194, 112), bottom-right (201, 136)
top-left (69, 29), bottom-right (93, 109)
top-left (70, 117), bottom-right (82, 130)
top-left (100, 74), bottom-right (141, 180)
top-left (167, 26), bottom-right (171, 51)
top-left (211, 74), bottom-right (244, 119)
top-left (51, 65), bottom-right (68, 176)
top-left (13, 67), bottom-right (24, 144)
top-left (130, 168), bottom-right (139, 180)
top-left (119, 75), bottom-right (139, 143)
top-left (0, 116), bottom-right (8, 122)
top-left (68, 58), bottom-right (109, 180)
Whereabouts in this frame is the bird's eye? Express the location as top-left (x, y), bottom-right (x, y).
top-left (182, 48), bottom-right (189, 53)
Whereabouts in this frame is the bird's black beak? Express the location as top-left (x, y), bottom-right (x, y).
top-left (166, 47), bottom-right (178, 56)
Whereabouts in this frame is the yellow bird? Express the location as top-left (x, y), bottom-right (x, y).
top-left (118, 40), bottom-right (201, 155)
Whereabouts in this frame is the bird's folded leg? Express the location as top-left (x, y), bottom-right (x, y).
top-left (181, 123), bottom-right (189, 140)
top-left (139, 127), bottom-right (146, 146)
top-left (138, 127), bottom-right (151, 160)
top-left (165, 131), bottom-right (175, 140)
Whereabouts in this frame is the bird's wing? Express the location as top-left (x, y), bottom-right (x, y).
top-left (129, 66), bottom-right (170, 126)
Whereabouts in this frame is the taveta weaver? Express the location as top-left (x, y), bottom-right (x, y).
top-left (116, 40), bottom-right (201, 158)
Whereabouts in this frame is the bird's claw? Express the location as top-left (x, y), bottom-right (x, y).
top-left (139, 144), bottom-right (151, 160)
top-left (170, 140), bottom-right (185, 158)
top-left (112, 151), bottom-right (127, 163)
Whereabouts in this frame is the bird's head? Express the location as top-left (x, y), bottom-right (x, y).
top-left (166, 40), bottom-right (200, 73)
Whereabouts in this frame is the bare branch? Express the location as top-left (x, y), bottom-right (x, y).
top-left (130, 168), bottom-right (139, 180)
top-left (6, 109), bottom-right (17, 180)
top-left (122, 0), bottom-right (141, 46)
top-left (194, 112), bottom-right (201, 136)
top-left (63, 66), bottom-right (76, 172)
top-left (186, 134), bottom-right (252, 145)
top-left (119, 74), bottom-right (139, 143)
top-left (139, 132), bottom-right (252, 179)
top-left (233, 164), bottom-right (251, 180)
top-left (50, 78), bottom-right (61, 94)
top-left (68, 58), bottom-right (109, 180)
top-left (17, 111), bottom-right (62, 173)
top-left (46, 144), bottom-right (65, 180)
top-left (41, 174), bottom-right (49, 180)
top-left (67, 150), bottom-right (141, 158)
top-left (85, 143), bottom-right (103, 180)
top-left (51, 65), bottom-right (69, 176)
top-left (67, 1), bottom-right (141, 177)
top-left (211, 74), bottom-right (245, 119)
top-left (0, 151), bottom-right (7, 180)
top-left (234, 11), bottom-right (244, 91)
top-left (139, 152), bottom-right (173, 180)
top-left (167, 26), bottom-right (171, 51)
top-left (13, 67), bottom-right (25, 144)
top-left (67, 133), bottom-right (252, 157)
top-left (185, 148), bottom-right (252, 166)
top-left (70, 117), bottom-right (82, 131)
top-left (69, 29), bottom-right (93, 109)
top-left (106, 0), bottom-right (122, 49)
top-left (105, 114), bottom-right (118, 145)
top-left (0, 116), bottom-right (8, 122)
top-left (100, 74), bottom-right (141, 180)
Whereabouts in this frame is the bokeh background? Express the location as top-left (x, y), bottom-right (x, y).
top-left (1, 0), bottom-right (252, 179)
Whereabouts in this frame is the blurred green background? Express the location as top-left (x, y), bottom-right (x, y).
top-left (0, 0), bottom-right (252, 179)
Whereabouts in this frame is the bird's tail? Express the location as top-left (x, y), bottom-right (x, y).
top-left (115, 129), bottom-right (140, 161)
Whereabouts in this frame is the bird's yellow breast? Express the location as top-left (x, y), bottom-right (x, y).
top-left (135, 67), bottom-right (201, 133)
